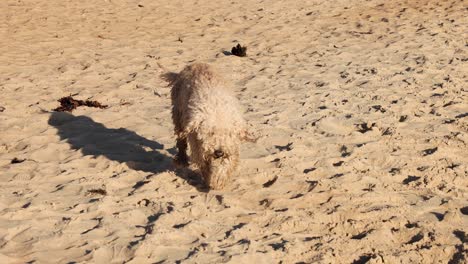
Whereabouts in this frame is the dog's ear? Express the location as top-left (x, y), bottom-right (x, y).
top-left (239, 128), bottom-right (259, 142)
top-left (158, 62), bottom-right (178, 85)
top-left (160, 72), bottom-right (179, 85)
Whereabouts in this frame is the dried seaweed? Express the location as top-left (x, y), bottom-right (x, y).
top-left (87, 189), bottom-right (107, 195)
top-left (53, 96), bottom-right (107, 112)
top-left (11, 158), bottom-right (26, 164)
top-left (263, 176), bottom-right (278, 188)
top-left (231, 44), bottom-right (247, 57)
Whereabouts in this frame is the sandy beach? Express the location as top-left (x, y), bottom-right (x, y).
top-left (1, 0), bottom-right (467, 263)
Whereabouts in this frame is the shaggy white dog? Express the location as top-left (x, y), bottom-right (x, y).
top-left (161, 63), bottom-right (255, 189)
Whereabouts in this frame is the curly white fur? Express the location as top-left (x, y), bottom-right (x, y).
top-left (161, 63), bottom-right (255, 189)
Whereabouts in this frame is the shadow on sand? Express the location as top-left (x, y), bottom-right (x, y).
top-left (48, 112), bottom-right (206, 190)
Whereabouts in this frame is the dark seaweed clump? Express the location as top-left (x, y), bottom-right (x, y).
top-left (53, 96), bottom-right (107, 112)
top-left (231, 44), bottom-right (247, 57)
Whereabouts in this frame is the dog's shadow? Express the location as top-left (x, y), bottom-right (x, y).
top-left (48, 112), bottom-right (207, 191)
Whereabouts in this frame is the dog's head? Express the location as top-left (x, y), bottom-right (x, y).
top-left (200, 138), bottom-right (240, 190)
top-left (183, 121), bottom-right (257, 190)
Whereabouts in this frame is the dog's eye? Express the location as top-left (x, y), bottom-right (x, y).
top-left (213, 149), bottom-right (224, 159)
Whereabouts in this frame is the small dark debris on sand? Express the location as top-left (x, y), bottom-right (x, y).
top-left (356, 122), bottom-right (376, 133)
top-left (340, 145), bottom-right (352, 157)
top-left (290, 193), bottom-right (304, 199)
top-left (11, 158), bottom-right (26, 164)
top-left (303, 167), bottom-right (316, 174)
top-left (406, 233), bottom-right (424, 244)
top-left (460, 206), bottom-right (468, 215)
top-left (263, 176), bottom-right (278, 188)
top-left (268, 239), bottom-right (288, 251)
top-left (225, 223), bottom-right (247, 238)
top-left (330, 173), bottom-right (344, 179)
top-left (53, 96), bottom-right (108, 112)
top-left (422, 147), bottom-right (438, 156)
top-left (333, 161), bottom-right (344, 167)
top-left (275, 142), bottom-right (293, 152)
top-left (431, 212), bottom-right (445, 221)
top-left (402, 175), bottom-right (421, 185)
top-left (173, 221), bottom-right (191, 229)
top-left (87, 189), bottom-right (107, 195)
top-left (231, 44), bottom-right (247, 57)
top-left (351, 230), bottom-right (374, 240)
top-left (405, 222), bottom-right (419, 228)
top-left (453, 230), bottom-right (466, 243)
top-left (306, 180), bottom-right (318, 192)
top-left (352, 254), bottom-right (376, 264)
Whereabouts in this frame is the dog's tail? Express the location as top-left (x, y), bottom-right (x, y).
top-left (158, 62), bottom-right (178, 85)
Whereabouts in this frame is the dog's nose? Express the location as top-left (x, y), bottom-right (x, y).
top-left (213, 149), bottom-right (224, 159)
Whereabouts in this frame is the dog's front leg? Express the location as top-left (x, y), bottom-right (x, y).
top-left (174, 136), bottom-right (189, 167)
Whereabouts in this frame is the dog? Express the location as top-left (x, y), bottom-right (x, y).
top-left (160, 62), bottom-right (256, 189)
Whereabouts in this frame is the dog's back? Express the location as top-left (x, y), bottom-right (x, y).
top-left (165, 63), bottom-right (242, 129)
top-left (162, 63), bottom-right (223, 105)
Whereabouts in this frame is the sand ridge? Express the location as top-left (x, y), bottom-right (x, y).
top-left (1, 0), bottom-right (467, 263)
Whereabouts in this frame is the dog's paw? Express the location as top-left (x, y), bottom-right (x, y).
top-left (173, 156), bottom-right (189, 168)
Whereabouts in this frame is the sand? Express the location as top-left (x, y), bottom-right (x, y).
top-left (1, 0), bottom-right (467, 263)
